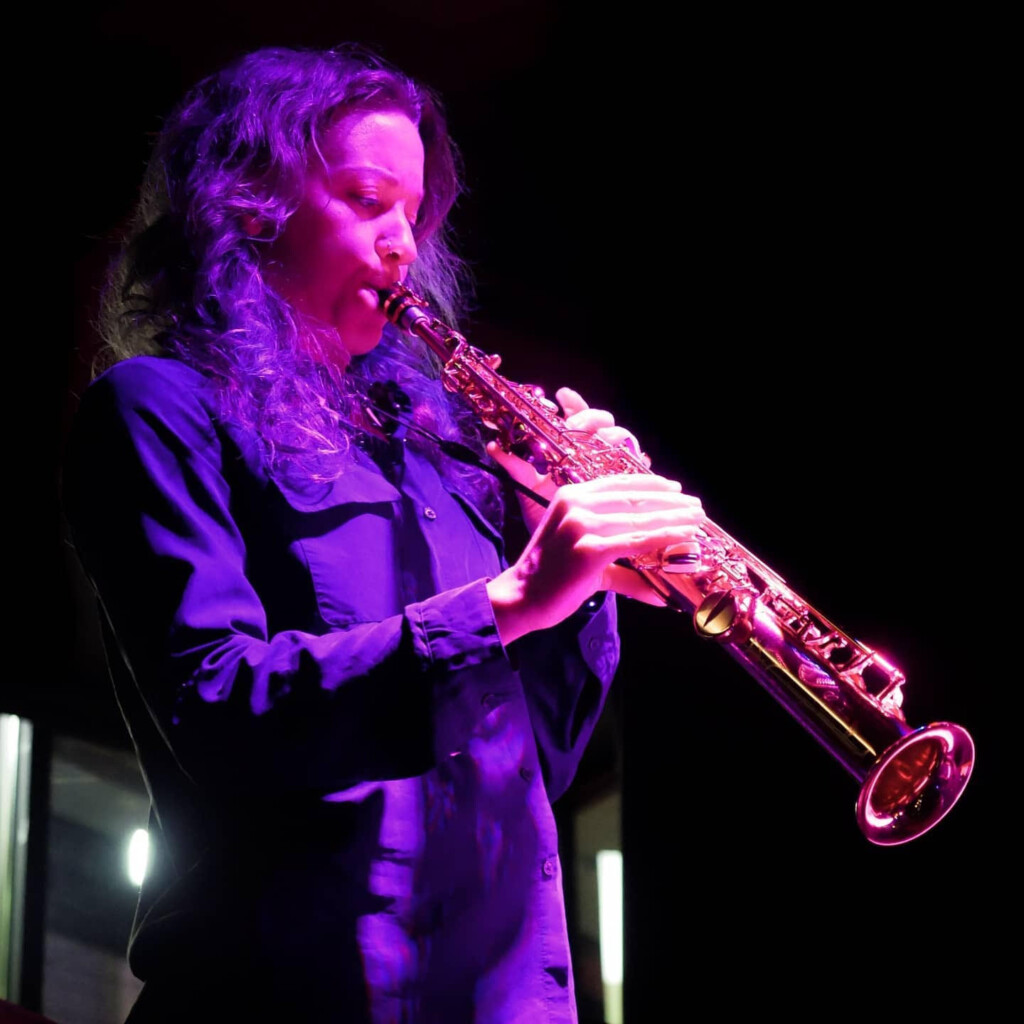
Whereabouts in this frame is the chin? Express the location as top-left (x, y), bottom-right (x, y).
top-left (349, 312), bottom-right (390, 351)
top-left (343, 330), bottom-right (384, 358)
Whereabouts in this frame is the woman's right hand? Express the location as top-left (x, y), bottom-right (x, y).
top-left (485, 472), bottom-right (705, 644)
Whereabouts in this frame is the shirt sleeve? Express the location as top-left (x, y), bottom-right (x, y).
top-left (62, 360), bottom-right (518, 798)
top-left (512, 592), bottom-right (620, 801)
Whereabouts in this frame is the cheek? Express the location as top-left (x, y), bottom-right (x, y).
top-left (265, 219), bottom-right (312, 283)
top-left (305, 222), bottom-right (374, 289)
top-left (264, 201), bottom-right (376, 314)
top-left (280, 208), bottom-right (332, 263)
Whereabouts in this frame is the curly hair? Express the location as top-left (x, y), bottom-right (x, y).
top-left (98, 43), bottom-right (502, 522)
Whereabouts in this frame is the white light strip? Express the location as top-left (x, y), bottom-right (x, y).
top-left (596, 848), bottom-right (623, 984)
top-left (127, 828), bottom-right (150, 887)
top-left (597, 848), bottom-right (624, 1024)
top-left (0, 712), bottom-right (32, 1001)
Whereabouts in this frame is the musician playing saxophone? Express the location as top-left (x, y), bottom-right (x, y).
top-left (62, 44), bottom-right (705, 1024)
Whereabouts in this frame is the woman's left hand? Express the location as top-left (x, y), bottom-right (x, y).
top-left (486, 387), bottom-right (651, 535)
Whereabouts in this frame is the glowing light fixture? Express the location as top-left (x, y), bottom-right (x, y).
top-left (596, 848), bottom-right (623, 1023)
top-left (127, 828), bottom-right (149, 887)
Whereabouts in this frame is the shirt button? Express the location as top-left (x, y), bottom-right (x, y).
top-left (423, 506), bottom-right (437, 520)
top-left (588, 638), bottom-right (600, 651)
top-left (519, 767), bottom-right (534, 783)
top-left (542, 858), bottom-right (556, 879)
top-left (482, 693), bottom-right (499, 710)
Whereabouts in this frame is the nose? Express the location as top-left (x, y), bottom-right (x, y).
top-left (377, 215), bottom-right (418, 265)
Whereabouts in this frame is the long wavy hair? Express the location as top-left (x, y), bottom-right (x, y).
top-left (98, 43), bottom-right (503, 523)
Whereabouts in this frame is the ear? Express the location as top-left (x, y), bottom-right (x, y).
top-left (241, 214), bottom-right (265, 238)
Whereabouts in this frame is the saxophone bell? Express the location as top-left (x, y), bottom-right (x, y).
top-left (856, 722), bottom-right (974, 845)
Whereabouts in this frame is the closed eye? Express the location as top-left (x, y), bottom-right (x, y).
top-left (350, 194), bottom-right (381, 211)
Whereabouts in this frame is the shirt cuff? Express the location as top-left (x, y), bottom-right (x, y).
top-left (407, 578), bottom-right (519, 757)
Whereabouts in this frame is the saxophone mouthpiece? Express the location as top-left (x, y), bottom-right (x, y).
top-left (378, 282), bottom-right (429, 332)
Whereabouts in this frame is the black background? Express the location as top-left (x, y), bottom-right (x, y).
top-left (47, 2), bottom-right (1015, 1016)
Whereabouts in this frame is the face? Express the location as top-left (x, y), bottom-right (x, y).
top-left (263, 109), bottom-right (425, 361)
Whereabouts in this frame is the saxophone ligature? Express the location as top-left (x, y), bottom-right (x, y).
top-left (379, 283), bottom-right (975, 845)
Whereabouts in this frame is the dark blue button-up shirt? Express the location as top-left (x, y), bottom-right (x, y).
top-left (63, 356), bottom-right (620, 1023)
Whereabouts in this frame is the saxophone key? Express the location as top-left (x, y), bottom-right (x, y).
top-left (661, 540), bottom-right (703, 574)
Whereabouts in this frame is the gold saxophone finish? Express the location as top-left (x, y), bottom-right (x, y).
top-left (380, 283), bottom-right (975, 845)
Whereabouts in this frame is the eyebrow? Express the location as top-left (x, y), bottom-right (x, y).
top-left (331, 165), bottom-right (424, 200)
top-left (333, 165), bottom-right (417, 189)
top-left (336, 164), bottom-right (399, 181)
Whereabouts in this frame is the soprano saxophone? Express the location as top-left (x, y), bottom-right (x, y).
top-left (379, 283), bottom-right (974, 845)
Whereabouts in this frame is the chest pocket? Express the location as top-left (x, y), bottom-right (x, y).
top-left (398, 457), bottom-right (506, 595)
top-left (272, 462), bottom-right (403, 628)
top-left (450, 492), bottom-right (506, 574)
top-left (271, 455), bottom-right (505, 630)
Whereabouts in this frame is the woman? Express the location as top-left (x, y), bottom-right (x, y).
top-left (63, 44), bottom-right (704, 1023)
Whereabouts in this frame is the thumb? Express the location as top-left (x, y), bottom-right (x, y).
top-left (486, 440), bottom-right (546, 491)
top-left (604, 562), bottom-right (671, 606)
